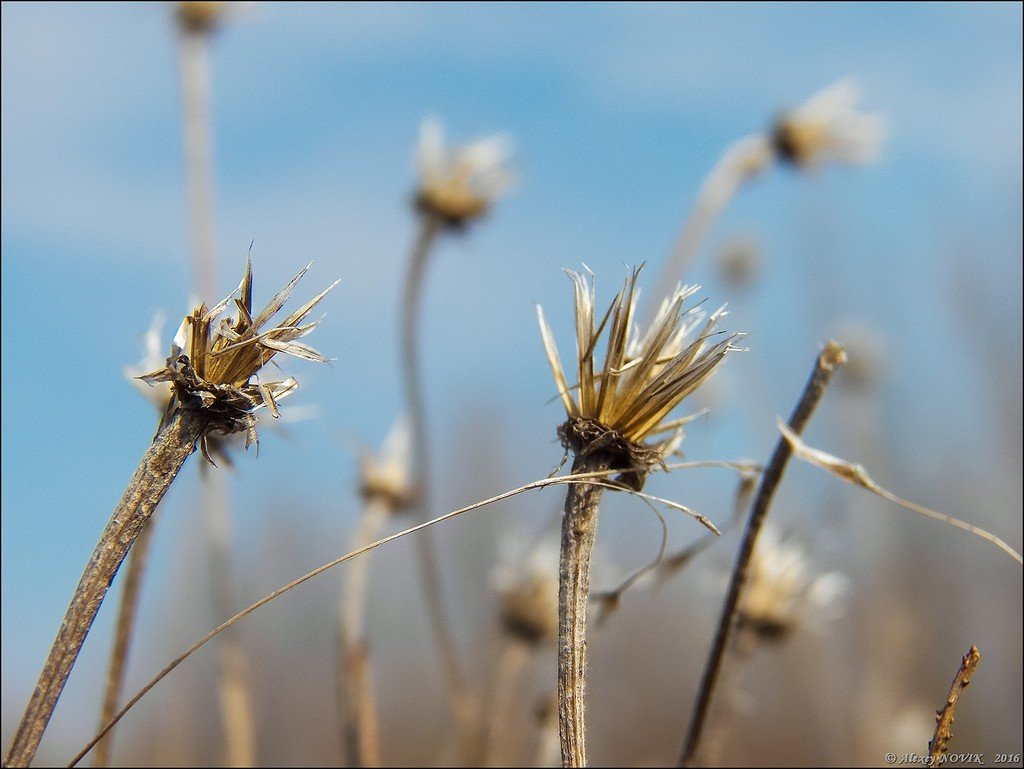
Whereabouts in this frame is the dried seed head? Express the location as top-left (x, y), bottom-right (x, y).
top-left (538, 266), bottom-right (742, 487)
top-left (737, 526), bottom-right (847, 642)
top-left (176, 2), bottom-right (228, 34)
top-left (771, 80), bottom-right (885, 167)
top-left (493, 539), bottom-right (560, 646)
top-left (141, 260), bottom-right (338, 458)
top-left (359, 417), bottom-right (419, 511)
top-left (413, 117), bottom-right (512, 228)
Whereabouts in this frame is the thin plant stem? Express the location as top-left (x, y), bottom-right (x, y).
top-left (399, 213), bottom-right (473, 730)
top-left (558, 453), bottom-right (611, 768)
top-left (92, 511), bottom-right (159, 768)
top-left (644, 135), bottom-right (772, 324)
top-left (678, 340), bottom-right (846, 767)
top-left (201, 465), bottom-right (257, 768)
top-left (70, 466), bottom-right (652, 768)
top-left (179, 26), bottom-right (217, 302)
top-left (337, 498), bottom-right (390, 767)
top-left (481, 640), bottom-right (531, 767)
top-left (929, 646), bottom-right (981, 762)
top-left (4, 408), bottom-right (208, 769)
top-left (181, 21), bottom-right (258, 765)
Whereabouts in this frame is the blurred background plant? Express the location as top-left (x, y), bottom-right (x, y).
top-left (1, 3), bottom-right (1020, 766)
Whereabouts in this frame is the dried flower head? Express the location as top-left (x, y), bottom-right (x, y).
top-left (538, 266), bottom-right (741, 488)
top-left (141, 261), bottom-right (338, 459)
top-left (772, 79), bottom-right (884, 167)
top-left (493, 537), bottom-right (560, 646)
top-left (738, 526), bottom-right (847, 642)
top-left (176, 1), bottom-right (228, 34)
top-left (359, 417), bottom-right (418, 511)
top-left (414, 117), bottom-right (512, 228)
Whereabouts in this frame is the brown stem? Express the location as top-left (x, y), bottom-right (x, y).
top-left (558, 454), bottom-right (610, 768)
top-left (928, 646), bottom-right (981, 762)
top-left (399, 214), bottom-right (472, 728)
top-left (678, 341), bottom-right (845, 767)
top-left (92, 510), bottom-right (159, 767)
top-left (337, 498), bottom-right (390, 767)
top-left (4, 408), bottom-right (207, 768)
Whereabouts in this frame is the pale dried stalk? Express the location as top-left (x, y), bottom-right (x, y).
top-left (201, 466), bottom-right (257, 767)
top-left (678, 341), bottom-right (846, 767)
top-left (558, 454), bottom-right (610, 768)
top-left (400, 213), bottom-right (474, 736)
top-left (179, 26), bottom-right (217, 302)
top-left (92, 513), bottom-right (159, 767)
top-left (481, 641), bottom-right (531, 767)
top-left (337, 498), bottom-right (390, 767)
top-left (928, 646), bottom-right (981, 762)
top-left (4, 408), bottom-right (208, 768)
top-left (644, 135), bottom-right (771, 323)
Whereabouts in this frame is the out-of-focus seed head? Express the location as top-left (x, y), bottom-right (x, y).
top-left (738, 526), bottom-right (848, 642)
top-left (176, 2), bottom-right (228, 34)
top-left (537, 266), bottom-right (742, 488)
top-left (140, 260), bottom-right (338, 460)
top-left (359, 417), bottom-right (418, 511)
top-left (413, 117), bottom-right (512, 229)
top-left (493, 538), bottom-right (560, 646)
top-left (771, 80), bottom-right (885, 168)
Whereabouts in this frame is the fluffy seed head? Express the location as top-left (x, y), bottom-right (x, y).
top-left (141, 260), bottom-right (338, 458)
top-left (359, 417), bottom-right (418, 511)
top-left (493, 538), bottom-right (560, 646)
top-left (538, 266), bottom-right (741, 485)
top-left (738, 526), bottom-right (848, 642)
top-left (772, 79), bottom-right (885, 167)
top-left (414, 117), bottom-right (512, 228)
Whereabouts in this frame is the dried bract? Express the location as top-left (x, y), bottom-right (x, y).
top-left (414, 117), bottom-right (512, 228)
top-left (772, 79), bottom-right (885, 167)
top-left (538, 266), bottom-right (741, 488)
top-left (141, 261), bottom-right (338, 459)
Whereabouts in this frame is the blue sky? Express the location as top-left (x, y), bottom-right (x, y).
top-left (2, 2), bottom-right (1021, 761)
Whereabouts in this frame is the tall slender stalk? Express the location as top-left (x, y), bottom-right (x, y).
top-left (337, 498), bottom-right (390, 767)
top-left (678, 341), bottom-right (845, 767)
top-left (92, 513), bottom-right (158, 767)
top-left (480, 641), bottom-right (530, 767)
top-left (180, 18), bottom-right (258, 765)
top-left (399, 214), bottom-right (472, 727)
top-left (201, 465), bottom-right (256, 767)
top-left (557, 454), bottom-right (610, 768)
top-left (3, 409), bottom-right (208, 768)
top-left (179, 25), bottom-right (217, 302)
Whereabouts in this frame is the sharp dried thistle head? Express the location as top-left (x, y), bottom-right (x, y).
top-left (413, 116), bottom-right (513, 228)
top-left (537, 265), bottom-right (743, 489)
top-left (141, 260), bottom-right (339, 461)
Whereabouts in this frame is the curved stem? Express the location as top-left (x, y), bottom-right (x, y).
top-left (558, 455), bottom-right (609, 768)
top-left (92, 511), bottom-right (159, 767)
top-left (678, 342), bottom-right (844, 767)
top-left (643, 135), bottom-right (772, 324)
top-left (337, 498), bottom-right (390, 767)
top-left (399, 215), bottom-right (471, 722)
top-left (4, 408), bottom-right (207, 768)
